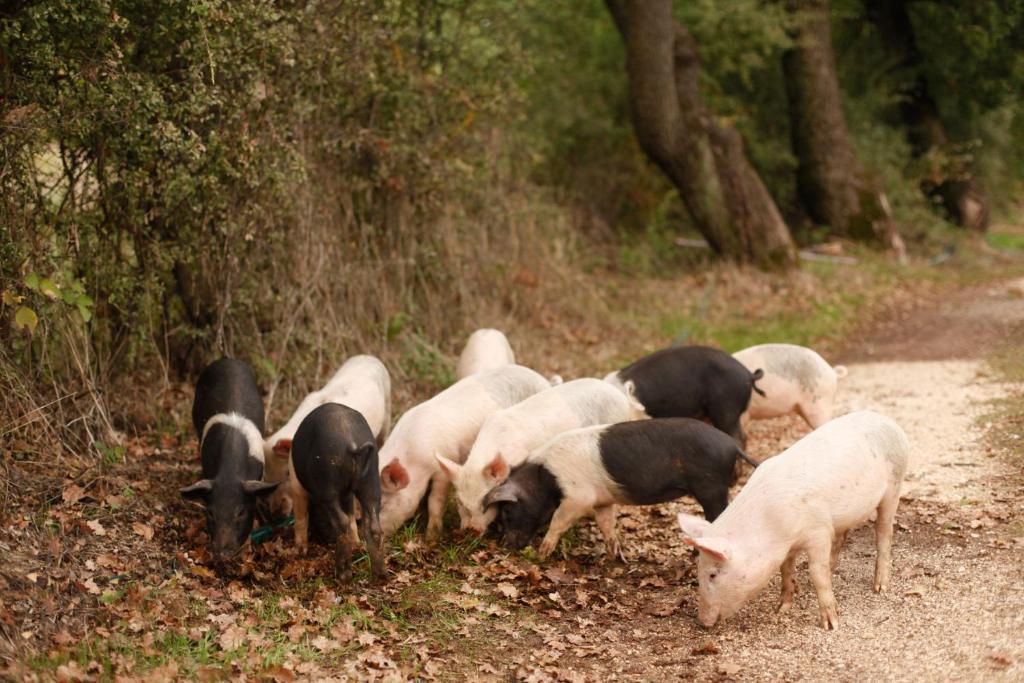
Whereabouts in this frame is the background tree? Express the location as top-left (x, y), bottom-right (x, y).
top-left (865, 0), bottom-right (987, 232)
top-left (604, 0), bottom-right (798, 269)
top-left (782, 0), bottom-right (904, 255)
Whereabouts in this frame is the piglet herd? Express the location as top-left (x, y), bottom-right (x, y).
top-left (181, 331), bottom-right (908, 631)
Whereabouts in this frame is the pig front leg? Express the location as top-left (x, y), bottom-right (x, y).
top-left (594, 505), bottom-right (624, 561)
top-left (873, 489), bottom-right (900, 592)
top-left (355, 487), bottom-right (387, 581)
top-left (330, 503), bottom-right (354, 582)
top-left (778, 551), bottom-right (798, 613)
top-left (538, 500), bottom-right (589, 560)
top-left (426, 471), bottom-right (451, 542)
top-left (349, 499), bottom-right (361, 547)
top-left (291, 482), bottom-right (311, 555)
top-left (806, 535), bottom-right (840, 630)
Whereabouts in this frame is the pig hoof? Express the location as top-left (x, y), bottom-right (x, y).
top-left (873, 580), bottom-right (887, 593)
top-left (819, 609), bottom-right (839, 630)
top-left (777, 601), bottom-right (792, 614)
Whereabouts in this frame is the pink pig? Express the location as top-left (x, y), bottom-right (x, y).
top-left (677, 410), bottom-right (909, 630)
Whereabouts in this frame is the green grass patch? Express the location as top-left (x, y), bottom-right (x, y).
top-left (987, 230), bottom-right (1024, 252)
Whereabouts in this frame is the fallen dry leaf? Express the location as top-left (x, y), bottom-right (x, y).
top-left (132, 521), bottom-right (154, 541)
top-left (496, 582), bottom-right (520, 599)
top-left (218, 625), bottom-right (247, 651)
top-left (311, 635), bottom-right (339, 653)
top-left (62, 483), bottom-right (86, 505)
top-left (86, 519), bottom-right (107, 536)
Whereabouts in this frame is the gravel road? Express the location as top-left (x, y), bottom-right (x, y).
top-left (490, 280), bottom-right (1024, 682)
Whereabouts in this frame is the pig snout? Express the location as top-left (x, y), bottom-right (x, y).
top-left (501, 530), bottom-right (532, 550)
top-left (697, 603), bottom-right (721, 629)
top-left (212, 539), bottom-right (243, 564)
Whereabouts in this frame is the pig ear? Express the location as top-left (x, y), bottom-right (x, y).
top-left (691, 537), bottom-right (732, 564)
top-left (272, 439), bottom-right (293, 459)
top-left (434, 453), bottom-right (463, 479)
top-left (354, 441), bottom-right (377, 475)
top-left (180, 479), bottom-right (214, 502)
top-left (676, 513), bottom-right (712, 540)
top-left (243, 480), bottom-right (280, 497)
top-left (482, 482), bottom-right (518, 508)
top-left (483, 453), bottom-right (510, 484)
top-left (381, 459), bottom-right (411, 492)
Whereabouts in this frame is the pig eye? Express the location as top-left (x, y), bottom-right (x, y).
top-left (708, 570), bottom-right (719, 581)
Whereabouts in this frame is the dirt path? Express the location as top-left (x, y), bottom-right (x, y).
top-left (472, 280), bottom-right (1024, 682)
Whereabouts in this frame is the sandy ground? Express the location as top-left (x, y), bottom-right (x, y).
top-left (482, 280), bottom-right (1024, 682)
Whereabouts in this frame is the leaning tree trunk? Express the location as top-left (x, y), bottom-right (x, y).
top-left (605, 0), bottom-right (797, 269)
top-left (782, 0), bottom-right (905, 256)
top-left (866, 0), bottom-right (989, 232)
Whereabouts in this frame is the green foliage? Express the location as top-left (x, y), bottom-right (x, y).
top-left (1, 0), bottom-right (1022, 452)
top-left (1, 0), bottom-right (550, 435)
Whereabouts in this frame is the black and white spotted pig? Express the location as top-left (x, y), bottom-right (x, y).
top-left (483, 417), bottom-right (758, 560)
top-left (604, 346), bottom-right (764, 447)
top-left (180, 358), bottom-right (278, 564)
top-left (289, 403), bottom-right (386, 581)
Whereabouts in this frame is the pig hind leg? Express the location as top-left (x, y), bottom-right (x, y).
top-left (873, 489), bottom-right (900, 593)
top-left (778, 551), bottom-right (799, 613)
top-left (707, 403), bottom-right (746, 448)
top-left (538, 499), bottom-right (590, 560)
top-left (693, 484), bottom-right (729, 522)
top-left (830, 530), bottom-right (848, 571)
top-left (806, 532), bottom-right (840, 630)
top-left (797, 400), bottom-right (833, 430)
top-left (593, 505), bottom-right (623, 562)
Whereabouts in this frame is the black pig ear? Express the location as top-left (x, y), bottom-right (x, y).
top-left (180, 479), bottom-right (214, 502)
top-left (483, 483), bottom-right (519, 508)
top-left (354, 441), bottom-right (377, 477)
top-left (242, 480), bottom-right (280, 497)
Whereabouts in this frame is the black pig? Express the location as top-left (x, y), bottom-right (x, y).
top-left (289, 403), bottom-right (386, 581)
top-left (605, 345), bottom-right (765, 447)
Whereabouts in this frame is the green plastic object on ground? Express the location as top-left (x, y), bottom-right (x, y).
top-left (251, 515), bottom-right (294, 544)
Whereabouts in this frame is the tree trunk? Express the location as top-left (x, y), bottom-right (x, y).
top-left (866, 0), bottom-right (989, 232)
top-left (782, 0), bottom-right (905, 256)
top-left (605, 0), bottom-right (797, 269)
